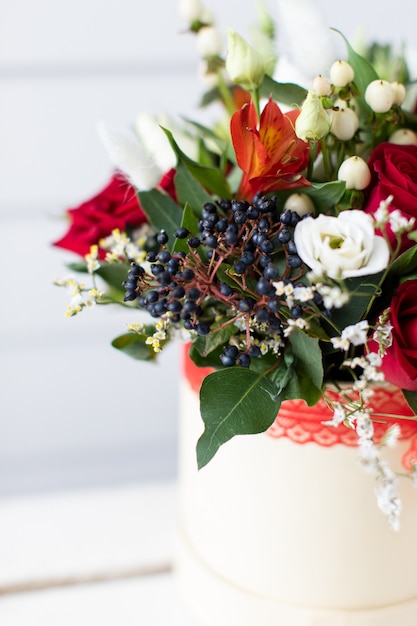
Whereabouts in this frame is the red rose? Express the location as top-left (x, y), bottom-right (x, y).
top-left (376, 280), bottom-right (417, 391)
top-left (364, 142), bottom-right (417, 251)
top-left (54, 169), bottom-right (177, 258)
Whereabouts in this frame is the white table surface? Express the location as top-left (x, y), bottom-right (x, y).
top-left (0, 481), bottom-right (196, 625)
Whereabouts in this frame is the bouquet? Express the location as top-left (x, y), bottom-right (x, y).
top-left (54, 0), bottom-right (417, 527)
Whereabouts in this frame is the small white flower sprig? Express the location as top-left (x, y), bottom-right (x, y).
top-left (321, 318), bottom-right (405, 530)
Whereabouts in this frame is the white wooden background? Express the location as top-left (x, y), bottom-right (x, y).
top-left (1, 0), bottom-right (416, 496)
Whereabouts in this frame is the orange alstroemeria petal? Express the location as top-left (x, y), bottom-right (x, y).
top-left (231, 98), bottom-right (310, 200)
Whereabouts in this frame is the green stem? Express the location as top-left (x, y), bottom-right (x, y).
top-left (217, 71), bottom-right (237, 117)
top-left (251, 87), bottom-right (261, 120)
top-left (320, 138), bottom-right (332, 180)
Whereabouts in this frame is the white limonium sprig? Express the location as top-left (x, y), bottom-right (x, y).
top-left (330, 320), bottom-right (369, 351)
top-left (85, 244), bottom-right (100, 274)
top-left (54, 278), bottom-right (103, 317)
top-left (100, 227), bottom-right (149, 265)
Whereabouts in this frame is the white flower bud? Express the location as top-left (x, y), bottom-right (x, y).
top-left (329, 60), bottom-right (354, 87)
top-left (337, 155), bottom-right (371, 190)
top-left (198, 59), bottom-right (219, 88)
top-left (200, 8), bottom-right (215, 25)
top-left (283, 193), bottom-right (315, 216)
top-left (197, 26), bottom-right (223, 57)
top-left (311, 74), bottom-right (332, 97)
top-left (365, 80), bottom-right (394, 113)
top-left (178, 0), bottom-right (204, 23)
top-left (295, 90), bottom-right (330, 141)
top-left (225, 29), bottom-right (266, 90)
top-left (391, 81), bottom-right (406, 105)
top-left (329, 105), bottom-right (359, 141)
top-left (389, 128), bottom-right (417, 146)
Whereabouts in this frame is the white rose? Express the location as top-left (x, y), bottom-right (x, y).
top-left (293, 210), bottom-right (390, 280)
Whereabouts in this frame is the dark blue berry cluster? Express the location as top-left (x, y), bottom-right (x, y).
top-left (122, 192), bottom-right (314, 366)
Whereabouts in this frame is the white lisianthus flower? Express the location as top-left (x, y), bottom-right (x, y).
top-left (225, 29), bottom-right (266, 90)
top-left (293, 210), bottom-right (390, 280)
top-left (295, 90), bottom-right (330, 141)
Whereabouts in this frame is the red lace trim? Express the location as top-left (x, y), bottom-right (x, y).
top-left (182, 345), bottom-right (417, 469)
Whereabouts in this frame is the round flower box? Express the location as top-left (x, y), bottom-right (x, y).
top-left (175, 349), bottom-right (417, 626)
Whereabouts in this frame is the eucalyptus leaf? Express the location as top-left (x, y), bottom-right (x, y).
top-left (197, 369), bottom-right (279, 468)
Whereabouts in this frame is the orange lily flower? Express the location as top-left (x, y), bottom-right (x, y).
top-left (230, 98), bottom-right (311, 200)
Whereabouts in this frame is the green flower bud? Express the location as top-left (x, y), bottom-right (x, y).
top-left (225, 29), bottom-right (266, 90)
top-left (295, 90), bottom-right (330, 142)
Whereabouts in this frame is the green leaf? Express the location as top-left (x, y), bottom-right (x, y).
top-left (388, 244), bottom-right (417, 277)
top-left (330, 272), bottom-right (384, 332)
top-left (259, 75), bottom-right (307, 106)
top-left (193, 323), bottom-right (239, 357)
top-left (172, 202), bottom-right (199, 254)
top-left (270, 344), bottom-right (322, 406)
top-left (279, 180), bottom-right (346, 213)
top-left (403, 390), bottom-right (417, 415)
top-left (183, 118), bottom-right (231, 157)
top-left (197, 369), bottom-right (279, 468)
top-left (333, 29), bottom-right (379, 90)
top-left (174, 162), bottom-right (213, 216)
top-left (188, 342), bottom-right (224, 370)
top-left (289, 330), bottom-right (323, 389)
top-left (96, 263), bottom-right (130, 291)
top-left (111, 333), bottom-right (159, 361)
top-left (66, 261), bottom-right (88, 273)
top-left (162, 127), bottom-right (231, 198)
top-left (269, 349), bottom-right (295, 391)
top-left (137, 188), bottom-right (182, 244)
top-left (332, 29), bottom-right (379, 119)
